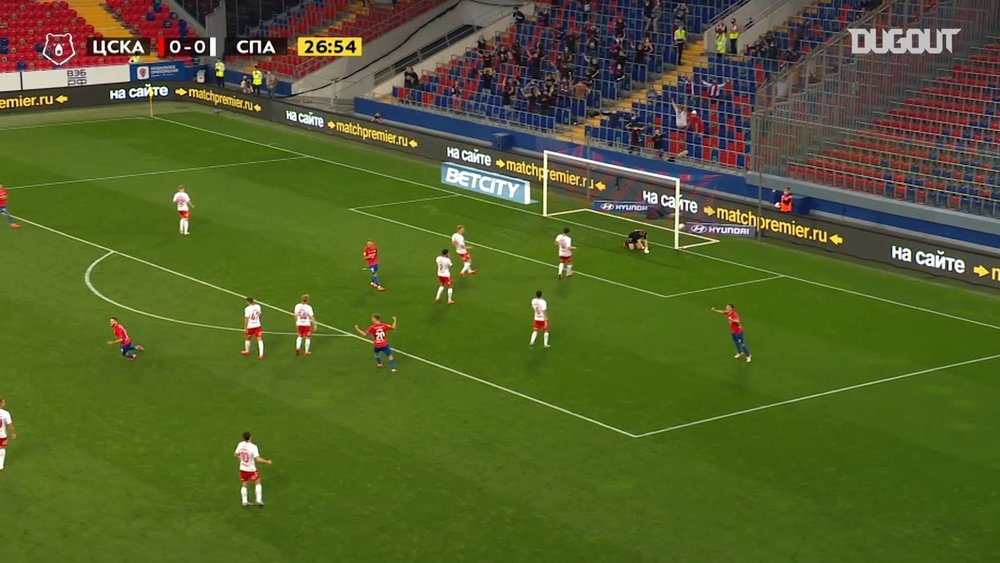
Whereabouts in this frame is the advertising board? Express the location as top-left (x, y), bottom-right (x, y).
top-left (131, 61), bottom-right (187, 81)
top-left (21, 65), bottom-right (130, 90)
top-left (440, 163), bottom-right (531, 204)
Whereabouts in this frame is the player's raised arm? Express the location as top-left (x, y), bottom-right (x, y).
top-left (256, 455), bottom-right (272, 465)
top-left (711, 307), bottom-right (725, 314)
top-left (390, 316), bottom-right (398, 329)
top-left (354, 324), bottom-right (367, 337)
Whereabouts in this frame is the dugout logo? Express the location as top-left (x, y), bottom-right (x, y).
top-left (848, 29), bottom-right (960, 54)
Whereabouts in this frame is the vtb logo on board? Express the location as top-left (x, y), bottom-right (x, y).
top-left (848, 28), bottom-right (960, 54)
top-left (43, 33), bottom-right (77, 66)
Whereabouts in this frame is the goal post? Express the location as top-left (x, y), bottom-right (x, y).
top-left (542, 150), bottom-right (706, 250)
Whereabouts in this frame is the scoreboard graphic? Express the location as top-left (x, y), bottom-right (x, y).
top-left (81, 36), bottom-right (363, 61)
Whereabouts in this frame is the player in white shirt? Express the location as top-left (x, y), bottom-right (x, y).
top-left (0, 396), bottom-right (16, 471)
top-left (435, 249), bottom-right (455, 304)
top-left (242, 296), bottom-right (265, 360)
top-left (554, 227), bottom-right (576, 279)
top-left (234, 431), bottom-right (272, 507)
top-left (172, 185), bottom-right (193, 236)
top-left (293, 293), bottom-right (317, 356)
top-left (529, 290), bottom-right (551, 349)
top-left (452, 225), bottom-right (476, 277)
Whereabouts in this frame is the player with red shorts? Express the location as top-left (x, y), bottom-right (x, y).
top-left (529, 290), bottom-right (551, 348)
top-left (172, 185), bottom-right (193, 236)
top-left (234, 431), bottom-right (272, 507)
top-left (554, 227), bottom-right (576, 279)
top-left (0, 396), bottom-right (16, 470)
top-left (293, 293), bottom-right (316, 356)
top-left (0, 185), bottom-right (21, 229)
top-left (242, 296), bottom-right (264, 359)
top-left (434, 249), bottom-right (455, 304)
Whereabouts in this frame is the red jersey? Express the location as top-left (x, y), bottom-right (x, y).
top-left (0, 188), bottom-right (8, 207)
top-left (366, 323), bottom-right (393, 346)
top-left (113, 324), bottom-right (131, 344)
top-left (726, 311), bottom-right (743, 335)
top-left (364, 245), bottom-right (379, 266)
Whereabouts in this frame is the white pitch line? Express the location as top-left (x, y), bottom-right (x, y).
top-left (151, 117), bottom-right (1000, 331)
top-left (0, 115), bottom-right (143, 131)
top-left (684, 249), bottom-right (1000, 331)
top-left (84, 251), bottom-right (348, 337)
top-left (351, 207), bottom-right (780, 301)
top-left (19, 215), bottom-right (635, 438)
top-left (8, 156), bottom-right (307, 191)
top-left (350, 194), bottom-right (460, 210)
top-left (634, 352), bottom-right (1000, 438)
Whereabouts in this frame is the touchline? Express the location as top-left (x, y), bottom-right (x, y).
top-left (848, 29), bottom-right (960, 54)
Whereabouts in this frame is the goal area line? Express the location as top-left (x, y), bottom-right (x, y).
top-left (548, 209), bottom-right (720, 250)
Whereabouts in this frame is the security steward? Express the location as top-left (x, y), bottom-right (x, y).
top-left (777, 187), bottom-right (793, 213)
top-left (674, 24), bottom-right (686, 63)
top-left (624, 229), bottom-right (650, 254)
top-left (251, 67), bottom-right (263, 96)
top-left (727, 18), bottom-right (740, 54)
top-left (214, 58), bottom-right (225, 88)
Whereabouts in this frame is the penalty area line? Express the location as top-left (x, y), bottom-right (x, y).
top-left (349, 194), bottom-right (461, 210)
top-left (634, 352), bottom-right (1000, 438)
top-left (18, 215), bottom-right (635, 438)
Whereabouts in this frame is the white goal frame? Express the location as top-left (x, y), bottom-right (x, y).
top-left (542, 150), bottom-right (714, 250)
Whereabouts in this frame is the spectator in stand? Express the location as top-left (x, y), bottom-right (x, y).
top-left (539, 84), bottom-right (552, 114)
top-left (265, 71), bottom-right (277, 98)
top-left (240, 74), bottom-right (252, 94)
top-left (671, 99), bottom-right (689, 130)
top-left (476, 35), bottom-right (488, 54)
top-left (613, 61), bottom-right (626, 83)
top-left (578, 0), bottom-right (591, 16)
top-left (558, 56), bottom-right (572, 81)
top-left (502, 80), bottom-right (514, 106)
top-left (513, 7), bottom-right (525, 25)
top-left (510, 42), bottom-right (523, 65)
top-left (678, 72), bottom-right (694, 98)
top-left (727, 18), bottom-right (740, 54)
top-left (403, 66), bottom-right (419, 89)
top-left (528, 47), bottom-right (543, 80)
top-left (636, 35), bottom-right (652, 66)
top-left (523, 81), bottom-right (539, 112)
top-left (651, 128), bottom-right (664, 159)
top-left (371, 112), bottom-right (383, 123)
top-left (585, 24), bottom-right (599, 53)
top-left (674, 2), bottom-right (688, 26)
top-left (702, 77), bottom-right (727, 98)
top-left (643, 0), bottom-right (658, 34)
top-left (627, 114), bottom-right (643, 154)
top-left (538, 8), bottom-right (549, 27)
top-left (688, 108), bottom-right (704, 133)
top-left (614, 15), bottom-right (626, 38)
top-left (763, 32), bottom-right (779, 60)
top-left (674, 24), bottom-right (686, 64)
top-left (565, 30), bottom-right (579, 54)
top-left (715, 23), bottom-right (727, 54)
top-left (481, 66), bottom-right (495, 91)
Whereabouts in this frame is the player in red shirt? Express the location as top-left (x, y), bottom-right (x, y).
top-left (363, 240), bottom-right (386, 291)
top-left (0, 185), bottom-right (21, 229)
top-left (107, 317), bottom-right (144, 361)
top-left (354, 314), bottom-right (398, 373)
top-left (711, 304), bottom-right (752, 362)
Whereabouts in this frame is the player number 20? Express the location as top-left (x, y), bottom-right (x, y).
top-left (374, 329), bottom-right (386, 341)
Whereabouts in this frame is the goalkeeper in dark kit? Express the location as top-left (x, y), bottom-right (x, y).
top-left (624, 229), bottom-right (649, 254)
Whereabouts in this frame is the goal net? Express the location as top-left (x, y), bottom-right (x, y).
top-left (541, 150), bottom-right (714, 250)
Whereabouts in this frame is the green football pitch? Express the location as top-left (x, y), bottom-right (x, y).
top-left (1, 105), bottom-right (998, 563)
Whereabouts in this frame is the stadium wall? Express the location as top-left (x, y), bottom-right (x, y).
top-left (2, 81), bottom-right (996, 288)
top-left (355, 97), bottom-right (999, 250)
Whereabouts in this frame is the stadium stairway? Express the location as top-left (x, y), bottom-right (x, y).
top-left (558, 41), bottom-right (706, 144)
top-left (67, 0), bottom-right (160, 60)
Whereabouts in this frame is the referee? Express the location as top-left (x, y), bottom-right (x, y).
top-left (624, 229), bottom-right (649, 254)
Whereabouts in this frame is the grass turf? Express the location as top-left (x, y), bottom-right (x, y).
top-left (0, 106), bottom-right (998, 563)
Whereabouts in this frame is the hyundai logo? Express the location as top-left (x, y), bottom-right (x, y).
top-left (600, 202), bottom-right (616, 211)
top-left (689, 223), bottom-right (708, 234)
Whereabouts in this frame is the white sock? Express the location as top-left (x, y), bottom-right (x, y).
top-left (240, 487), bottom-right (248, 504)
top-left (462, 262), bottom-right (471, 273)
top-left (304, 338), bottom-right (311, 353)
top-left (0, 448), bottom-right (6, 469)
top-left (447, 288), bottom-right (453, 300)
top-left (436, 286), bottom-right (444, 300)
top-left (255, 484), bottom-right (263, 503)
top-left (558, 263), bottom-right (564, 276)
top-left (244, 340), bottom-right (251, 353)
top-left (530, 331), bottom-right (538, 345)
top-left (179, 219), bottom-right (184, 232)
top-left (258, 340), bottom-right (265, 357)
top-left (296, 336), bottom-right (302, 351)
top-left (543, 332), bottom-right (550, 346)
top-left (567, 265), bottom-right (574, 274)
top-left (182, 219), bottom-right (189, 234)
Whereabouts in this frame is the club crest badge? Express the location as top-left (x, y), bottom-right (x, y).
top-left (43, 33), bottom-right (76, 66)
